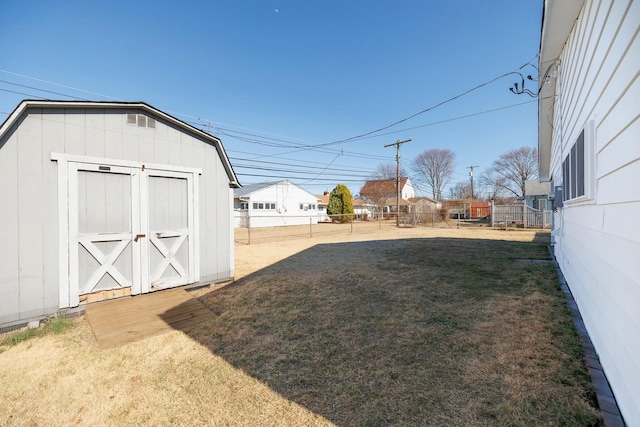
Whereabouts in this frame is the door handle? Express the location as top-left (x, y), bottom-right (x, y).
top-left (134, 234), bottom-right (146, 242)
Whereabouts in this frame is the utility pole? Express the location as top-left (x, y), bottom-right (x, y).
top-left (466, 165), bottom-right (479, 199)
top-left (385, 138), bottom-right (412, 227)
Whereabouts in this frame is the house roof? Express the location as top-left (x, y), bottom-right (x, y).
top-left (234, 180), bottom-right (318, 200)
top-left (0, 99), bottom-right (241, 187)
top-left (408, 196), bottom-right (439, 205)
top-left (360, 177), bottom-right (410, 197)
top-left (538, 0), bottom-right (585, 180)
top-left (316, 194), bottom-right (330, 206)
top-left (234, 181), bottom-right (285, 198)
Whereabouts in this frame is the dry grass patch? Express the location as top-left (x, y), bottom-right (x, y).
top-left (0, 227), bottom-right (600, 426)
top-left (0, 315), bottom-right (330, 426)
top-left (194, 231), bottom-right (601, 426)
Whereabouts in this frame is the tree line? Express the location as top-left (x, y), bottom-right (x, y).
top-left (372, 145), bottom-right (538, 202)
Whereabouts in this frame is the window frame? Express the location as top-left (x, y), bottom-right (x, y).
top-left (561, 121), bottom-right (594, 205)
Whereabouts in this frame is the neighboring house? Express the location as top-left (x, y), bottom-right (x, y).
top-left (0, 100), bottom-right (239, 328)
top-left (523, 180), bottom-right (552, 211)
top-left (316, 192), bottom-right (331, 221)
top-left (538, 0), bottom-right (639, 424)
top-left (359, 177), bottom-right (416, 217)
top-left (316, 191), bottom-right (373, 221)
top-left (234, 180), bottom-right (319, 228)
top-left (352, 197), bottom-right (373, 220)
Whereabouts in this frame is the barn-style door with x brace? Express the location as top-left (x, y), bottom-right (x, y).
top-left (53, 154), bottom-right (200, 308)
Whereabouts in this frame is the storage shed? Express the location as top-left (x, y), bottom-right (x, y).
top-left (0, 100), bottom-right (240, 327)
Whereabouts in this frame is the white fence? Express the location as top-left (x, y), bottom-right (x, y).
top-left (490, 203), bottom-right (551, 229)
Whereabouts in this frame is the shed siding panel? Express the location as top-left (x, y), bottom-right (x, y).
top-left (138, 134), bottom-right (154, 162)
top-left (167, 126), bottom-right (182, 166)
top-left (17, 115), bottom-right (47, 318)
top-left (64, 110), bottom-right (86, 154)
top-left (547, 0), bottom-right (640, 423)
top-left (193, 141), bottom-right (210, 279)
top-left (0, 123), bottom-right (20, 323)
top-left (85, 110), bottom-right (105, 157)
top-left (42, 112), bottom-right (66, 314)
top-left (104, 111), bottom-right (125, 160)
top-left (214, 159), bottom-right (232, 279)
top-left (152, 124), bottom-right (169, 164)
top-left (122, 132), bottom-right (139, 162)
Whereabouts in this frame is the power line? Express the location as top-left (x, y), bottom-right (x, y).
top-left (0, 79), bottom-right (86, 100)
top-left (0, 69), bottom-right (120, 101)
top-left (236, 173), bottom-right (366, 183)
top-left (231, 163), bottom-right (371, 179)
top-left (229, 156), bottom-right (376, 174)
top-left (305, 65), bottom-right (538, 149)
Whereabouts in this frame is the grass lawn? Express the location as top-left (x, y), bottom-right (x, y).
top-left (0, 227), bottom-right (602, 426)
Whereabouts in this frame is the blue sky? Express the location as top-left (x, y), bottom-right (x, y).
top-left (0, 0), bottom-right (543, 197)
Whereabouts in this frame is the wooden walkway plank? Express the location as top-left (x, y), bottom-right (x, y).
top-left (85, 288), bottom-right (213, 349)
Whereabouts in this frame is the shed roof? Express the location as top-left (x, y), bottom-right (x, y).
top-left (0, 99), bottom-right (240, 187)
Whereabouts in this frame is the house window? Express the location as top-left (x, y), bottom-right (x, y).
top-left (562, 128), bottom-right (587, 202)
top-left (240, 202), bottom-right (248, 210)
top-left (252, 202), bottom-right (276, 210)
top-left (126, 113), bottom-right (156, 129)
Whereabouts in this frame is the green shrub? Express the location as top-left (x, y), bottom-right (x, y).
top-left (327, 184), bottom-right (355, 222)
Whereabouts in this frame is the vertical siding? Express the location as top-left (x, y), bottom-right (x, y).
top-left (17, 113), bottom-right (47, 318)
top-left (104, 111), bottom-right (124, 160)
top-left (0, 120), bottom-right (20, 324)
top-left (549, 0), bottom-right (640, 423)
top-left (42, 110), bottom-right (66, 314)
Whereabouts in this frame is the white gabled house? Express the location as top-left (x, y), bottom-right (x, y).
top-left (0, 100), bottom-right (240, 328)
top-left (234, 180), bottom-right (319, 228)
top-left (359, 177), bottom-right (416, 217)
top-left (538, 0), bottom-right (639, 424)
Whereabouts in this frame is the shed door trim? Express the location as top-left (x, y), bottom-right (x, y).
top-left (53, 153), bottom-right (200, 308)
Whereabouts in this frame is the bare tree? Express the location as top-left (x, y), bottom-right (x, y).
top-left (372, 162), bottom-right (407, 180)
top-left (411, 149), bottom-right (455, 200)
top-left (480, 146), bottom-right (538, 198)
top-left (449, 181), bottom-right (472, 200)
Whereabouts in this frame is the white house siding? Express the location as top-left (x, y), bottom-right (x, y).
top-left (402, 180), bottom-right (416, 200)
top-left (234, 181), bottom-right (319, 228)
top-left (0, 102), bottom-right (237, 325)
top-left (542, 0), bottom-right (640, 423)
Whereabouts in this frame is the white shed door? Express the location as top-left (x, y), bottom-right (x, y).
top-left (142, 170), bottom-right (197, 292)
top-left (65, 160), bottom-right (198, 306)
top-left (70, 163), bottom-right (139, 299)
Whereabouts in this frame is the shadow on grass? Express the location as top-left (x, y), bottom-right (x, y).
top-left (162, 236), bottom-right (600, 427)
